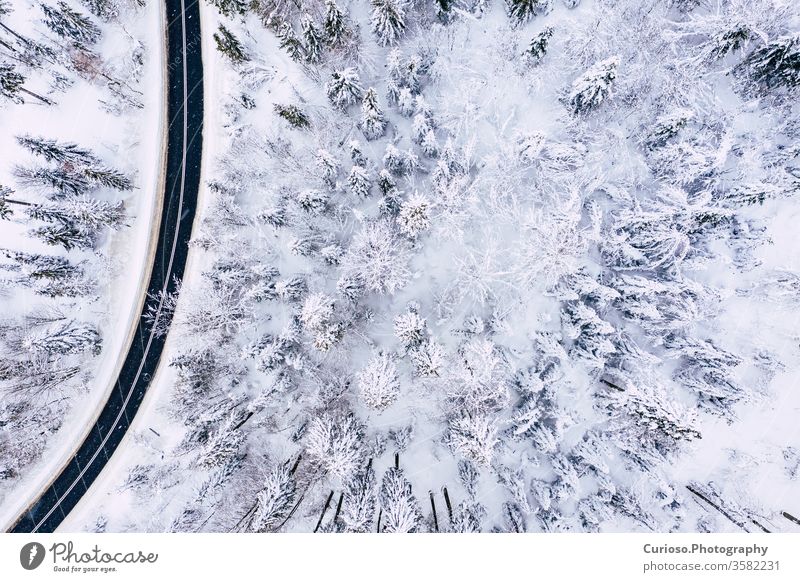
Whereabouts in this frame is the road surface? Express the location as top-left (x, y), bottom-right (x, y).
top-left (8, 0), bottom-right (204, 533)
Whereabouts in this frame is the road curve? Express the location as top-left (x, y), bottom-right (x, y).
top-left (8, 0), bottom-right (204, 533)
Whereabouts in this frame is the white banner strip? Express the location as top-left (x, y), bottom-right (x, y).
top-left (2, 533), bottom-right (799, 581)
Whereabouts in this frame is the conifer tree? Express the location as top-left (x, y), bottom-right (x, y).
top-left (567, 56), bottom-right (619, 115)
top-left (277, 22), bottom-right (304, 62)
top-left (347, 165), bottom-right (371, 198)
top-left (324, 0), bottom-right (346, 45)
top-left (41, 1), bottom-right (101, 47)
top-left (360, 87), bottom-right (387, 140)
top-left (739, 34), bottom-right (800, 92)
top-left (370, 0), bottom-right (407, 47)
top-left (505, 0), bottom-right (551, 26)
top-left (326, 68), bottom-right (363, 109)
top-left (527, 26), bottom-right (553, 64)
top-left (213, 25), bottom-right (248, 64)
top-left (379, 467), bottom-right (423, 532)
top-left (301, 14), bottom-right (322, 64)
top-left (274, 103), bottom-right (310, 129)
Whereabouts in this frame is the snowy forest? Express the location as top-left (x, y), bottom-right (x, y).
top-left (4, 0), bottom-right (800, 533)
top-left (0, 0), bottom-right (159, 512)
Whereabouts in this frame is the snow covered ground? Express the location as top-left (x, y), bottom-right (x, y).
top-left (27, 0), bottom-right (800, 534)
top-left (0, 0), bottom-right (163, 527)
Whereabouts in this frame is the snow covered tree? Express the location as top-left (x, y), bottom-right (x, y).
top-left (445, 412), bottom-right (498, 467)
top-left (396, 193), bottom-right (431, 238)
top-left (347, 165), bottom-right (371, 198)
top-left (379, 466), bottom-right (423, 532)
top-left (409, 339), bottom-right (447, 377)
top-left (32, 223), bottom-right (93, 250)
top-left (41, 1), bottom-right (101, 47)
top-left (348, 140), bottom-right (367, 166)
top-left (251, 460), bottom-right (297, 532)
top-left (16, 135), bottom-right (96, 166)
top-left (506, 0), bottom-right (551, 26)
top-left (360, 88), bottom-right (387, 140)
top-left (301, 14), bottom-right (323, 64)
top-left (277, 22), bottom-right (304, 62)
top-left (79, 0), bottom-right (118, 22)
top-left (370, 0), bottom-right (407, 47)
top-left (27, 196), bottom-right (125, 233)
top-left (316, 149), bottom-right (339, 187)
top-left (567, 56), bottom-right (619, 115)
top-left (324, 0), bottom-right (346, 45)
top-left (340, 220), bottom-right (410, 295)
top-left (738, 34), bottom-right (800, 92)
top-left (393, 307), bottom-right (427, 349)
top-left (300, 292), bottom-right (335, 332)
top-left (326, 68), bottom-right (363, 109)
top-left (451, 500), bottom-right (486, 532)
top-left (502, 501), bottom-right (527, 532)
top-left (0, 62), bottom-right (24, 104)
top-left (274, 103), bottom-right (310, 129)
top-left (197, 414), bottom-right (244, 469)
top-left (340, 465), bottom-right (377, 532)
top-left (527, 26), bottom-right (553, 64)
top-left (214, 25), bottom-right (248, 64)
top-left (207, 0), bottom-right (247, 18)
top-left (23, 320), bottom-right (101, 355)
top-left (382, 144), bottom-right (417, 176)
top-left (305, 412), bottom-right (365, 481)
top-left (357, 352), bottom-right (400, 411)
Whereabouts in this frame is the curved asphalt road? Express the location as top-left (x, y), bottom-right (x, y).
top-left (9, 0), bottom-right (204, 533)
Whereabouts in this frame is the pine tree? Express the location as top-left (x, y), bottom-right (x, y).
top-left (277, 22), bottom-right (305, 62)
top-left (435, 0), bottom-right (451, 21)
top-left (0, 62), bottom-right (24, 104)
top-left (16, 136), bottom-right (97, 166)
top-left (739, 34), bottom-right (800, 91)
top-left (251, 460), bottom-right (297, 532)
top-left (28, 196), bottom-right (125, 232)
top-left (208, 0), bottom-right (247, 18)
top-left (274, 103), bottom-right (310, 129)
top-left (32, 223), bottom-right (93, 250)
top-left (14, 166), bottom-right (90, 196)
top-left (360, 87), bottom-right (387, 140)
top-left (527, 26), bottom-right (553, 64)
top-left (506, 0), bottom-right (551, 26)
top-left (316, 149), bottom-right (339, 187)
top-left (324, 0), bottom-right (346, 45)
top-left (445, 412), bottom-right (498, 467)
top-left (198, 414), bottom-right (244, 469)
top-left (379, 467), bottom-right (423, 532)
top-left (213, 25), bottom-right (248, 64)
top-left (79, 0), bottom-right (118, 22)
top-left (370, 0), bottom-right (407, 47)
top-left (326, 68), bottom-right (363, 109)
top-left (24, 320), bottom-right (101, 355)
top-left (301, 14), bottom-right (323, 64)
top-left (341, 465), bottom-right (378, 532)
top-left (357, 352), bottom-right (400, 411)
top-left (306, 412), bottom-right (364, 481)
top-left (2, 249), bottom-right (79, 281)
top-left (393, 308), bottom-right (427, 349)
top-left (396, 192), bottom-right (431, 238)
top-left (567, 56), bottom-right (619, 115)
top-left (348, 140), bottom-right (367, 166)
top-left (347, 165), bottom-right (371, 198)
top-left (377, 169), bottom-right (397, 196)
top-left (41, 1), bottom-right (101, 47)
